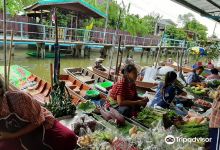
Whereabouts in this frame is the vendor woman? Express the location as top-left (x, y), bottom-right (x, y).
top-left (110, 64), bottom-right (148, 117)
top-left (149, 71), bottom-right (187, 116)
top-left (186, 66), bottom-right (204, 85)
top-left (0, 79), bottom-right (77, 150)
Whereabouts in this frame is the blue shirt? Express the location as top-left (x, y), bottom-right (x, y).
top-left (150, 82), bottom-right (182, 109)
top-left (186, 72), bottom-right (200, 84)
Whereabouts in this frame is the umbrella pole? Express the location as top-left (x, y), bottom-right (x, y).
top-left (3, 0), bottom-right (7, 90)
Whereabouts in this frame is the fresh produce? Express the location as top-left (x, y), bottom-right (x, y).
top-left (178, 121), bottom-right (209, 138)
top-left (94, 131), bottom-right (114, 142)
top-left (78, 135), bottom-right (94, 147)
top-left (117, 122), bottom-right (133, 135)
top-left (98, 142), bottom-right (113, 150)
top-left (188, 84), bottom-right (209, 96)
top-left (195, 99), bottom-right (212, 108)
top-left (109, 107), bottom-right (125, 125)
top-left (45, 81), bottom-right (76, 118)
top-left (136, 108), bottom-right (162, 128)
top-left (77, 101), bottom-right (96, 113)
top-left (163, 110), bottom-right (183, 129)
top-left (129, 126), bottom-right (138, 135)
top-left (207, 80), bottom-right (220, 88)
top-left (72, 115), bottom-right (103, 136)
top-left (100, 108), bottom-right (112, 121)
top-left (112, 138), bottom-right (138, 150)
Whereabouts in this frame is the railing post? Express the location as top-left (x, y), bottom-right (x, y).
top-left (20, 23), bottom-right (23, 39)
top-left (124, 35), bottom-right (126, 46)
top-left (43, 25), bottom-right (46, 40)
top-left (63, 27), bottom-right (67, 42)
top-left (133, 37), bottom-right (135, 46)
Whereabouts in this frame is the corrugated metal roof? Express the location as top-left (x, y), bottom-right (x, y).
top-left (172, 0), bottom-right (220, 22)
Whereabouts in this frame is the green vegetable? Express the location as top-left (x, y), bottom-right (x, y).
top-left (44, 81), bottom-right (76, 118)
top-left (117, 122), bottom-right (133, 135)
top-left (136, 108), bottom-right (162, 128)
top-left (179, 122), bottom-right (209, 138)
top-left (94, 131), bottom-right (114, 142)
top-left (77, 101), bottom-right (96, 113)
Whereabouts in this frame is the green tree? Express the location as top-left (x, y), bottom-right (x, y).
top-left (0, 0), bottom-right (37, 15)
top-left (178, 13), bottom-right (207, 40)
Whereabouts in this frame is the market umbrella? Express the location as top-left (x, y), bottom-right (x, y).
top-left (188, 47), bottom-right (207, 56)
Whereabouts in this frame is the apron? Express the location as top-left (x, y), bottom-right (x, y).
top-left (0, 92), bottom-right (53, 150)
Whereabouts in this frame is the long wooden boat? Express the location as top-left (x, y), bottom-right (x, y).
top-left (0, 65), bottom-right (51, 105)
top-left (165, 62), bottom-right (193, 73)
top-left (59, 74), bottom-right (108, 102)
top-left (87, 67), bottom-right (158, 90)
top-left (64, 67), bottom-right (114, 94)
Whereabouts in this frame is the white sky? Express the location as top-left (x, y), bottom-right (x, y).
top-left (117, 0), bottom-right (220, 37)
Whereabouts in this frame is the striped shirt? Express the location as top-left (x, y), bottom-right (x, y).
top-left (110, 78), bottom-right (137, 101)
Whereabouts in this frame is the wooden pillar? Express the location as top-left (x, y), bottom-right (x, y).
top-left (75, 44), bottom-right (83, 57)
top-left (101, 45), bottom-right (112, 58)
top-left (125, 46), bottom-right (134, 58)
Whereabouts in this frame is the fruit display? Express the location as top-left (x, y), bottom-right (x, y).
top-left (188, 84), bottom-right (209, 96)
top-left (194, 99), bottom-right (212, 108)
top-left (77, 135), bottom-right (94, 147)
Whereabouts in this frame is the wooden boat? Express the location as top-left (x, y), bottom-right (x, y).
top-left (64, 67), bottom-right (113, 94)
top-left (165, 61), bottom-right (193, 73)
top-left (0, 65), bottom-right (51, 105)
top-left (59, 74), bottom-right (108, 101)
top-left (87, 67), bottom-right (158, 90)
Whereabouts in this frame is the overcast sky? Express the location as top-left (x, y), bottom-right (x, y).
top-left (116, 0), bottom-right (220, 37)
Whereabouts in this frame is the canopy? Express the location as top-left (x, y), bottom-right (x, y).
top-left (25, 0), bottom-right (107, 18)
top-left (171, 0), bottom-right (220, 22)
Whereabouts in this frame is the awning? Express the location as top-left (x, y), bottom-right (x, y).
top-left (24, 0), bottom-right (107, 18)
top-left (171, 0), bottom-right (220, 22)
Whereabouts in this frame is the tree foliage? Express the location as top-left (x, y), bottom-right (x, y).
top-left (0, 0), bottom-right (37, 15)
top-left (166, 13), bottom-right (208, 41)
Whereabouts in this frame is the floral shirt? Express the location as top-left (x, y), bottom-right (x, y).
top-left (0, 91), bottom-right (55, 129)
top-left (150, 82), bottom-right (183, 109)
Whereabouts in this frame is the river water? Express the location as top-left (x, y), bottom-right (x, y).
top-left (0, 48), bottom-right (219, 81)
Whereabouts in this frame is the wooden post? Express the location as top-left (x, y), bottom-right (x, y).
top-left (154, 32), bottom-right (165, 68)
top-left (20, 23), bottom-right (23, 39)
top-left (3, 0), bottom-right (7, 90)
top-left (115, 36), bottom-right (121, 79)
top-left (7, 31), bottom-right (14, 89)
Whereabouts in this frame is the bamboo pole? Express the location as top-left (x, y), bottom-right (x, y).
top-left (7, 31), bottom-right (14, 90)
top-left (50, 63), bottom-right (53, 89)
top-left (114, 36), bottom-right (122, 82)
top-left (3, 0), bottom-right (7, 90)
top-left (108, 9), bottom-right (122, 79)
